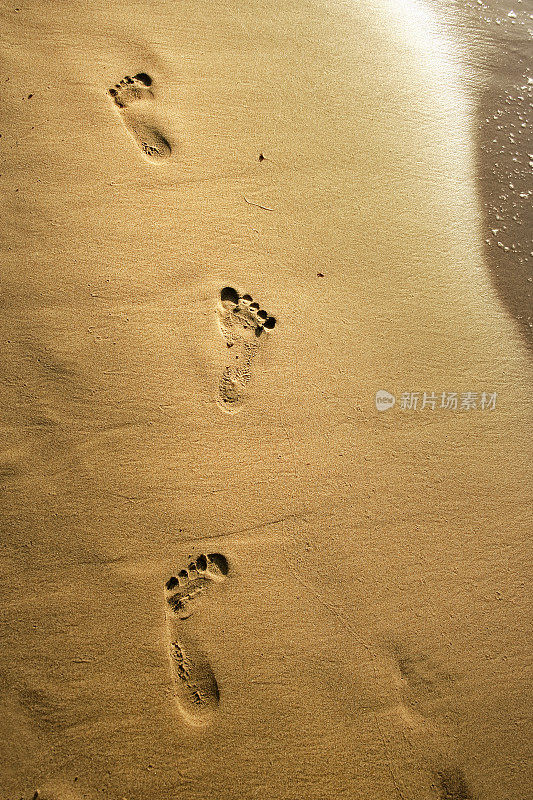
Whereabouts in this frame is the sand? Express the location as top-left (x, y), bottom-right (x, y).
top-left (0, 0), bottom-right (531, 798)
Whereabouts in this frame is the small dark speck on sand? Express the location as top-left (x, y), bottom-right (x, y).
top-left (317, 272), bottom-right (325, 277)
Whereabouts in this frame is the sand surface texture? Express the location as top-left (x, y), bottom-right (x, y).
top-left (1, 0), bottom-right (531, 798)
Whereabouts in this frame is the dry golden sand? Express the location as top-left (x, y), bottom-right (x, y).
top-left (0, 0), bottom-right (531, 798)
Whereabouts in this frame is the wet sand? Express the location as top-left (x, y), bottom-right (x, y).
top-left (0, 0), bottom-right (531, 798)
top-left (435, 0), bottom-right (532, 345)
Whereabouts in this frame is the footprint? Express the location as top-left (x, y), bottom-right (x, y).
top-left (217, 286), bottom-right (276, 413)
top-left (107, 73), bottom-right (172, 163)
top-left (164, 553), bottom-right (229, 726)
top-left (434, 767), bottom-right (473, 800)
top-left (387, 642), bottom-right (458, 724)
top-left (165, 552), bottom-right (229, 620)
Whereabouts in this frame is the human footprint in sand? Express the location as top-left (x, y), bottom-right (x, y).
top-left (217, 286), bottom-right (276, 413)
top-left (108, 72), bottom-right (172, 162)
top-left (164, 553), bottom-right (229, 726)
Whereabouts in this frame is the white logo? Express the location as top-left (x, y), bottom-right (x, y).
top-left (375, 390), bottom-right (396, 412)
top-left (373, 390), bottom-right (497, 412)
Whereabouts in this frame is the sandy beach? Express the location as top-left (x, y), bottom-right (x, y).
top-left (1, 0), bottom-right (531, 798)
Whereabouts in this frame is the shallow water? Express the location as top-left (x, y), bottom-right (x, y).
top-left (431, 0), bottom-right (532, 346)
